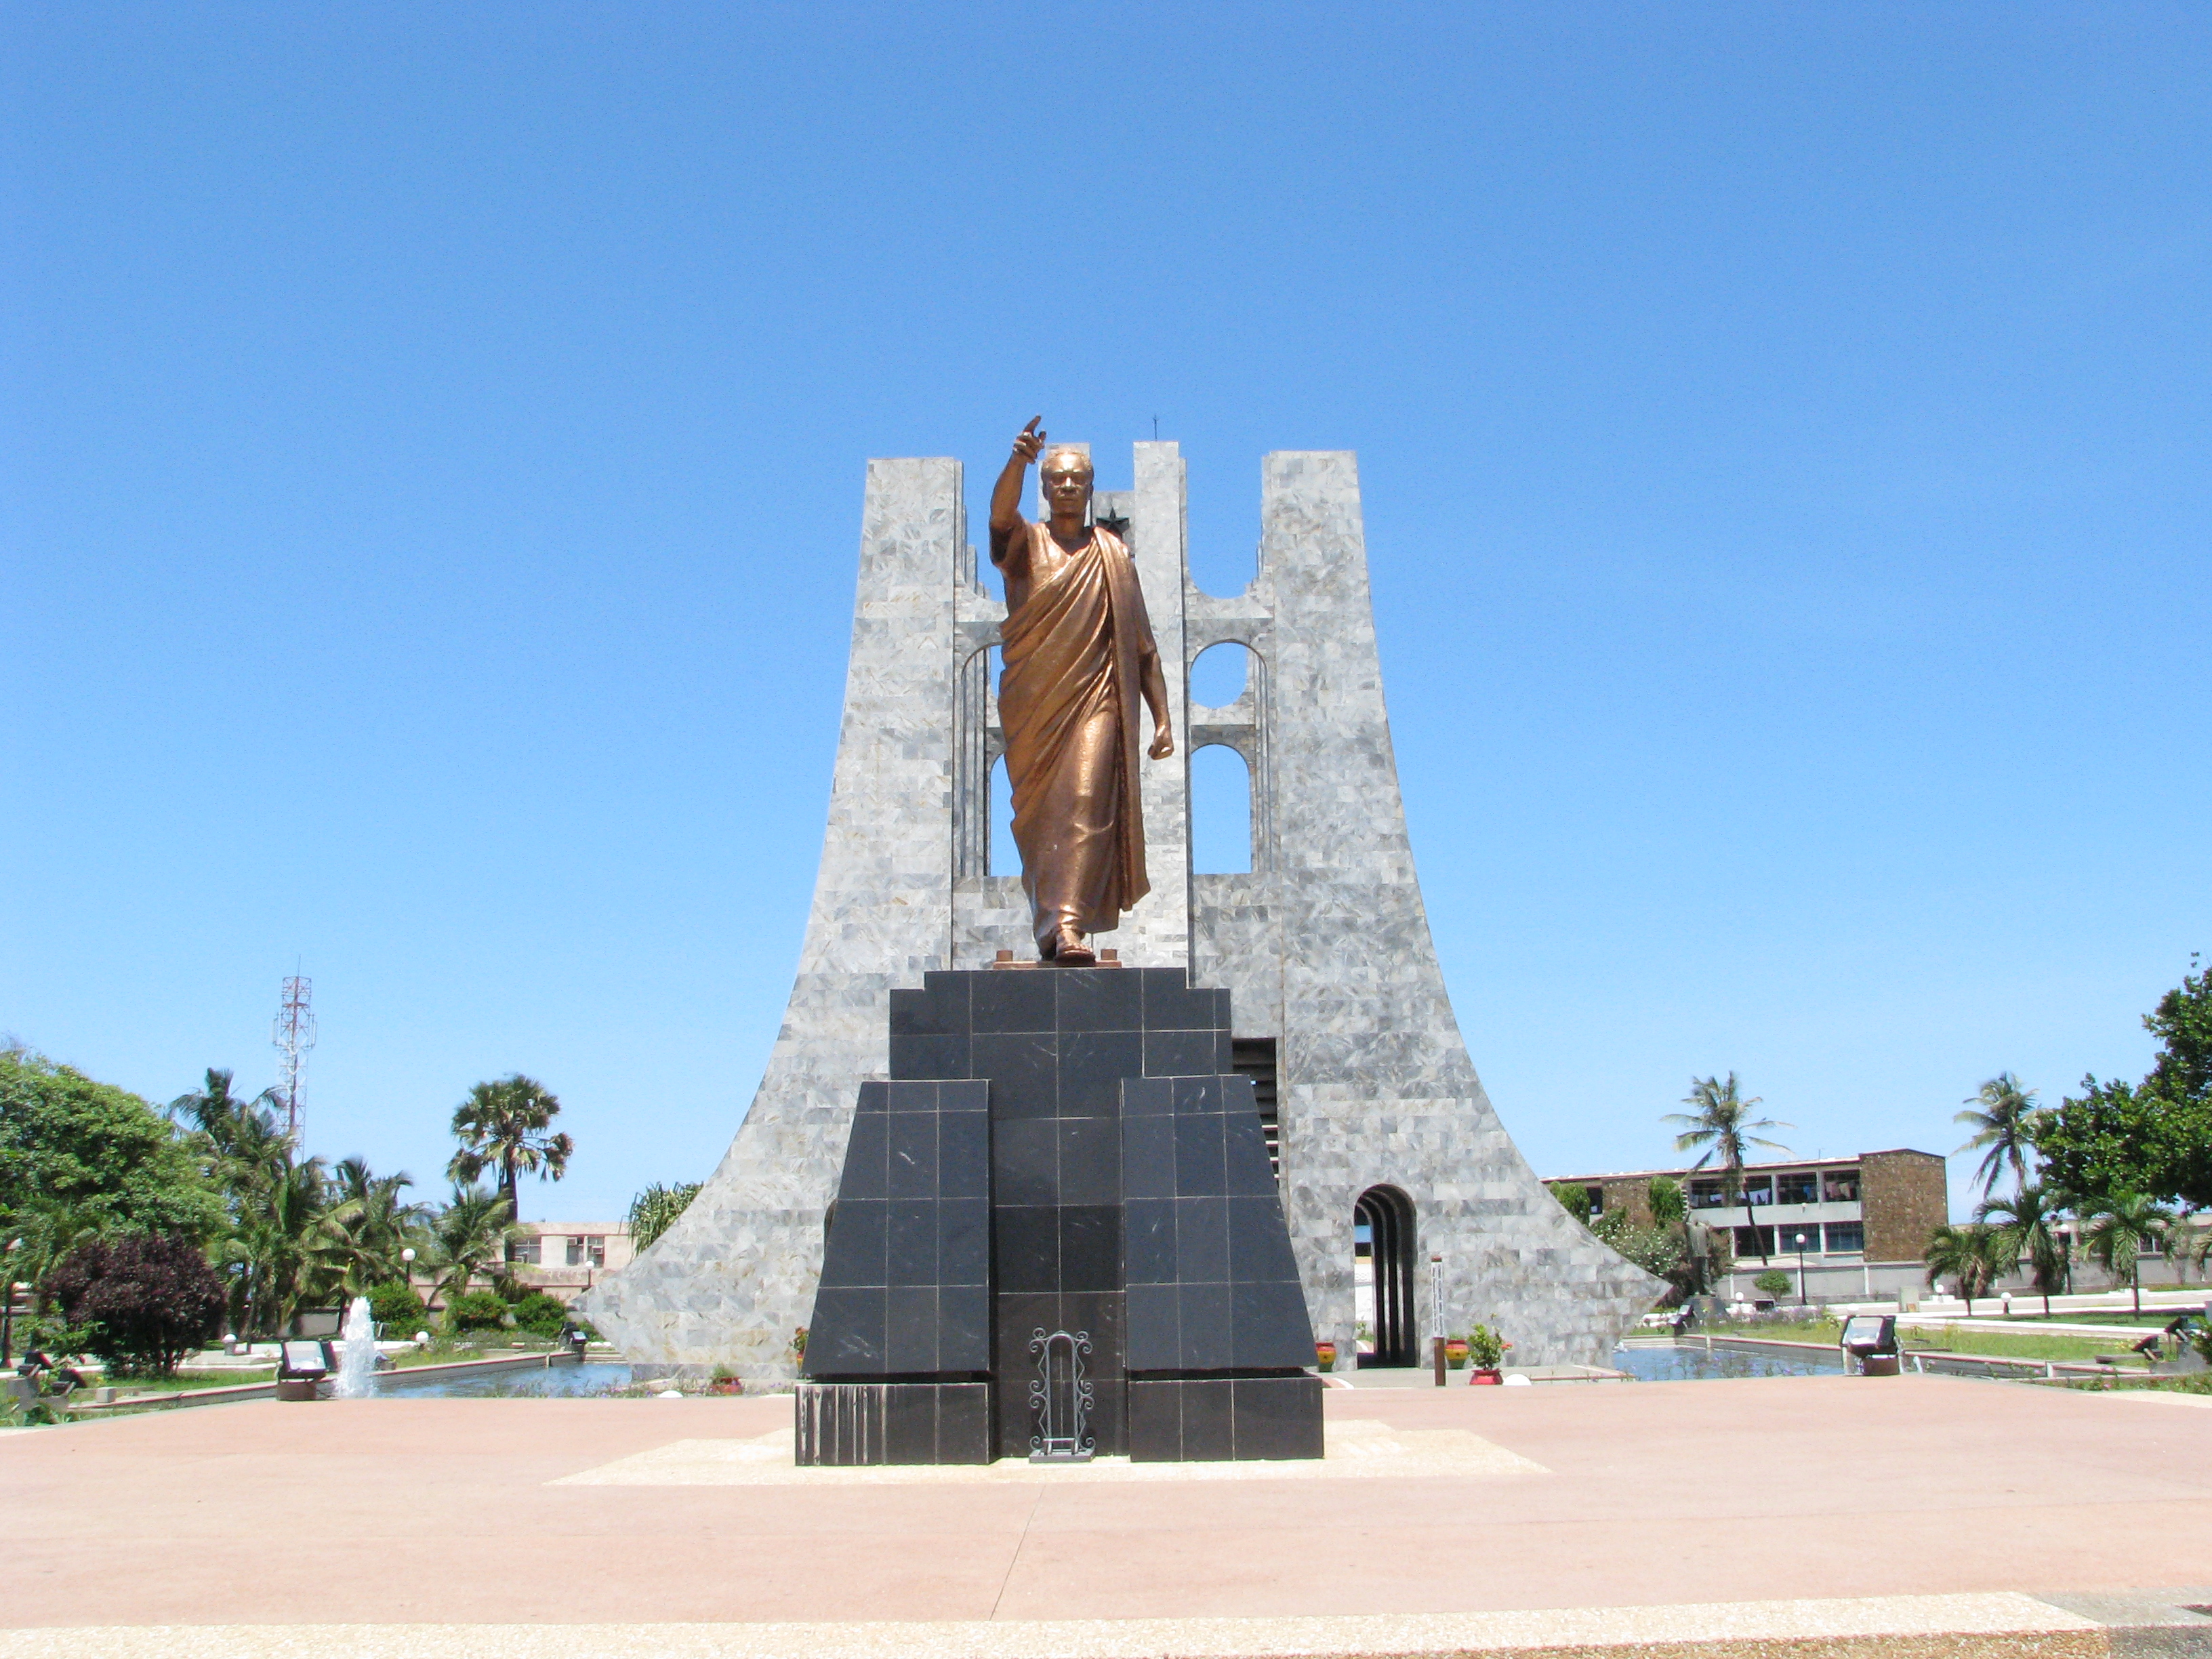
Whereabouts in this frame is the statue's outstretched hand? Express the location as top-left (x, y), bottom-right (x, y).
top-left (1012, 416), bottom-right (1046, 466)
top-left (1149, 724), bottom-right (1175, 761)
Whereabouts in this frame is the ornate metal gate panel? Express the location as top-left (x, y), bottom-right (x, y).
top-left (1027, 1328), bottom-right (1094, 1462)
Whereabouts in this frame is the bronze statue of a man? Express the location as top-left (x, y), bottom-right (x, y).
top-left (990, 417), bottom-right (1174, 966)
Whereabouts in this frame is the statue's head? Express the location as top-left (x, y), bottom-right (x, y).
top-left (1040, 445), bottom-right (1093, 518)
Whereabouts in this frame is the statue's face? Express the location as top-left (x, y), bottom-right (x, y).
top-left (1041, 451), bottom-right (1092, 516)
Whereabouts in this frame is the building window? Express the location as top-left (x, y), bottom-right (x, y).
top-left (1823, 1170), bottom-right (1860, 1203)
top-left (565, 1237), bottom-right (584, 1267)
top-left (1782, 1227), bottom-right (1820, 1256)
top-left (1734, 1225), bottom-right (1777, 1257)
top-left (586, 1235), bottom-right (606, 1268)
top-left (1689, 1179), bottom-right (1726, 1210)
top-left (506, 1237), bottom-right (541, 1265)
top-left (1824, 1222), bottom-right (1863, 1254)
top-left (1776, 1171), bottom-right (1818, 1205)
top-left (1741, 1176), bottom-right (1774, 1207)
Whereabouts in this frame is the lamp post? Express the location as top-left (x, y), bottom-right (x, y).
top-left (400, 1247), bottom-right (415, 1291)
top-left (1794, 1232), bottom-right (1809, 1307)
top-left (1430, 1253), bottom-right (1446, 1386)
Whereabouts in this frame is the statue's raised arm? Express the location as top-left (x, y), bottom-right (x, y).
top-left (989, 416), bottom-right (1046, 565)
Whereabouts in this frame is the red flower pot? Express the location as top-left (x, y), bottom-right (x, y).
top-left (1313, 1341), bottom-right (1338, 1372)
top-left (1468, 1368), bottom-right (1503, 1386)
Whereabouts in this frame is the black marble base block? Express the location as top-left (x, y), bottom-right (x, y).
top-left (1125, 1374), bottom-right (1324, 1462)
top-left (794, 1382), bottom-right (992, 1466)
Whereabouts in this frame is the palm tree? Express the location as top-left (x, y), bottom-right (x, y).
top-left (426, 1185), bottom-right (517, 1314)
top-left (1923, 1222), bottom-right (2007, 1315)
top-left (1954, 1073), bottom-right (2043, 1199)
top-left (627, 1182), bottom-right (703, 1254)
top-left (224, 1157), bottom-right (342, 1338)
top-left (323, 1159), bottom-right (431, 1298)
top-left (1664, 1073), bottom-right (1793, 1264)
top-left (447, 1076), bottom-right (573, 1223)
top-left (1977, 1183), bottom-right (2068, 1317)
top-left (2080, 1191), bottom-right (2174, 1316)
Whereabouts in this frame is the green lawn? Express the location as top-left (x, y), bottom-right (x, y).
top-left (1704, 1317), bottom-right (2153, 1365)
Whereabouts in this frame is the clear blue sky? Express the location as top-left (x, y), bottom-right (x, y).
top-left (5, 5), bottom-right (2207, 1225)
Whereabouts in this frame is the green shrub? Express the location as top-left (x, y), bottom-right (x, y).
top-left (1465, 1324), bottom-right (1506, 1369)
top-left (366, 1280), bottom-right (428, 1334)
top-left (1753, 1269), bottom-right (1793, 1298)
top-left (445, 1290), bottom-right (510, 1333)
top-left (511, 1292), bottom-right (570, 1337)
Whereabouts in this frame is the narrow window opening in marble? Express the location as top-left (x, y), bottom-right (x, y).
top-left (989, 754), bottom-right (1019, 877)
top-left (1190, 744), bottom-right (1252, 874)
top-left (1188, 640), bottom-right (1250, 708)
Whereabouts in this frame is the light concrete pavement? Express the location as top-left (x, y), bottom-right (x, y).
top-left (6, 1376), bottom-right (2211, 1653)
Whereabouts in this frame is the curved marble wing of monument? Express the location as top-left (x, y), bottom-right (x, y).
top-left (579, 447), bottom-right (1661, 1378)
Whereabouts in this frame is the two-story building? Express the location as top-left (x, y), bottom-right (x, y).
top-left (1543, 1148), bottom-right (1948, 1303)
top-left (500, 1221), bottom-right (636, 1306)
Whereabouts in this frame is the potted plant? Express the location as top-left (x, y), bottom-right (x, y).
top-left (708, 1366), bottom-right (743, 1396)
top-left (1444, 1334), bottom-right (1469, 1370)
top-left (1465, 1324), bottom-right (1505, 1384)
top-left (1313, 1339), bottom-right (1338, 1372)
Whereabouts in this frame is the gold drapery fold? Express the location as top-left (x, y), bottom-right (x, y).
top-left (998, 523), bottom-right (1155, 949)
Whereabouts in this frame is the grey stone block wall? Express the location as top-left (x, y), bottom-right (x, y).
top-left (581, 444), bottom-right (1658, 1379)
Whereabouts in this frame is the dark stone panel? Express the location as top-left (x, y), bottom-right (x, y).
top-left (972, 1032), bottom-right (1057, 1119)
top-left (935, 1382), bottom-right (993, 1464)
top-left (888, 1112), bottom-right (939, 1198)
top-left (1145, 1029), bottom-right (1218, 1079)
top-left (994, 1206), bottom-right (1059, 1293)
top-left (1173, 1076), bottom-right (1225, 1115)
top-left (882, 1384), bottom-right (937, 1463)
top-left (886, 1200), bottom-right (939, 1286)
top-left (991, 1118), bottom-right (1058, 1208)
top-left (1055, 967), bottom-right (1142, 1033)
top-left (991, 1292), bottom-right (1059, 1458)
top-left (819, 1197), bottom-right (887, 1288)
top-left (1124, 1282), bottom-right (1178, 1370)
top-left (939, 1285), bottom-right (991, 1372)
top-left (888, 1033), bottom-right (968, 1081)
top-left (1224, 1110), bottom-right (1276, 1198)
top-left (1231, 1375), bottom-right (1324, 1460)
top-left (857, 1080), bottom-right (891, 1113)
top-left (888, 987), bottom-right (961, 1037)
top-left (884, 1079), bottom-right (943, 1110)
top-left (1141, 970), bottom-right (1215, 1031)
top-left (838, 1113), bottom-right (889, 1202)
top-left (885, 1286), bottom-right (941, 1373)
top-left (1057, 1118), bottom-right (1122, 1206)
top-left (1180, 1378), bottom-right (1235, 1461)
top-left (938, 1198), bottom-right (990, 1286)
top-left (938, 1109), bottom-right (990, 1200)
top-left (1121, 1113), bottom-right (1176, 1200)
top-left (1126, 1378), bottom-right (1183, 1462)
top-left (919, 971), bottom-right (975, 1017)
top-left (1178, 1284), bottom-right (1233, 1371)
top-left (972, 970), bottom-right (1057, 1034)
top-left (806, 1288), bottom-right (886, 1372)
top-left (1059, 1206), bottom-right (1122, 1293)
top-left (1231, 1278), bottom-right (1320, 1370)
top-left (1173, 1111), bottom-right (1228, 1197)
top-left (1058, 1031), bottom-right (1143, 1116)
top-left (1122, 1200), bottom-right (1176, 1286)
top-left (1225, 1195), bottom-right (1301, 1284)
top-left (1120, 1076), bottom-right (1174, 1117)
top-left (1207, 987), bottom-right (1233, 1031)
top-left (1174, 1196), bottom-right (1229, 1285)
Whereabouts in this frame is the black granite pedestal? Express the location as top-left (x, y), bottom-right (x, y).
top-left (796, 966), bottom-right (1321, 1465)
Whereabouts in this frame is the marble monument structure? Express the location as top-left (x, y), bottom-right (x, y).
top-left (579, 441), bottom-right (1660, 1396)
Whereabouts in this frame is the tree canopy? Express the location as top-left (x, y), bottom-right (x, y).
top-left (2038, 958), bottom-right (2212, 1207)
top-left (0, 1046), bottom-right (223, 1243)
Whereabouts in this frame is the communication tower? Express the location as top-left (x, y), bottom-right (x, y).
top-left (272, 975), bottom-right (316, 1145)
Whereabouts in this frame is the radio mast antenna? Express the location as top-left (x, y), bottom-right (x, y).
top-left (272, 975), bottom-right (316, 1146)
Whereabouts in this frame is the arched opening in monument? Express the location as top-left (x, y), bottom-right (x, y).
top-left (989, 754), bottom-right (1017, 877)
top-left (1190, 743), bottom-right (1252, 874)
top-left (1189, 640), bottom-right (1250, 708)
top-left (1353, 1185), bottom-right (1418, 1367)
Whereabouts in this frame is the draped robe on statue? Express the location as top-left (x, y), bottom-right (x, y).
top-left (996, 520), bottom-right (1158, 954)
